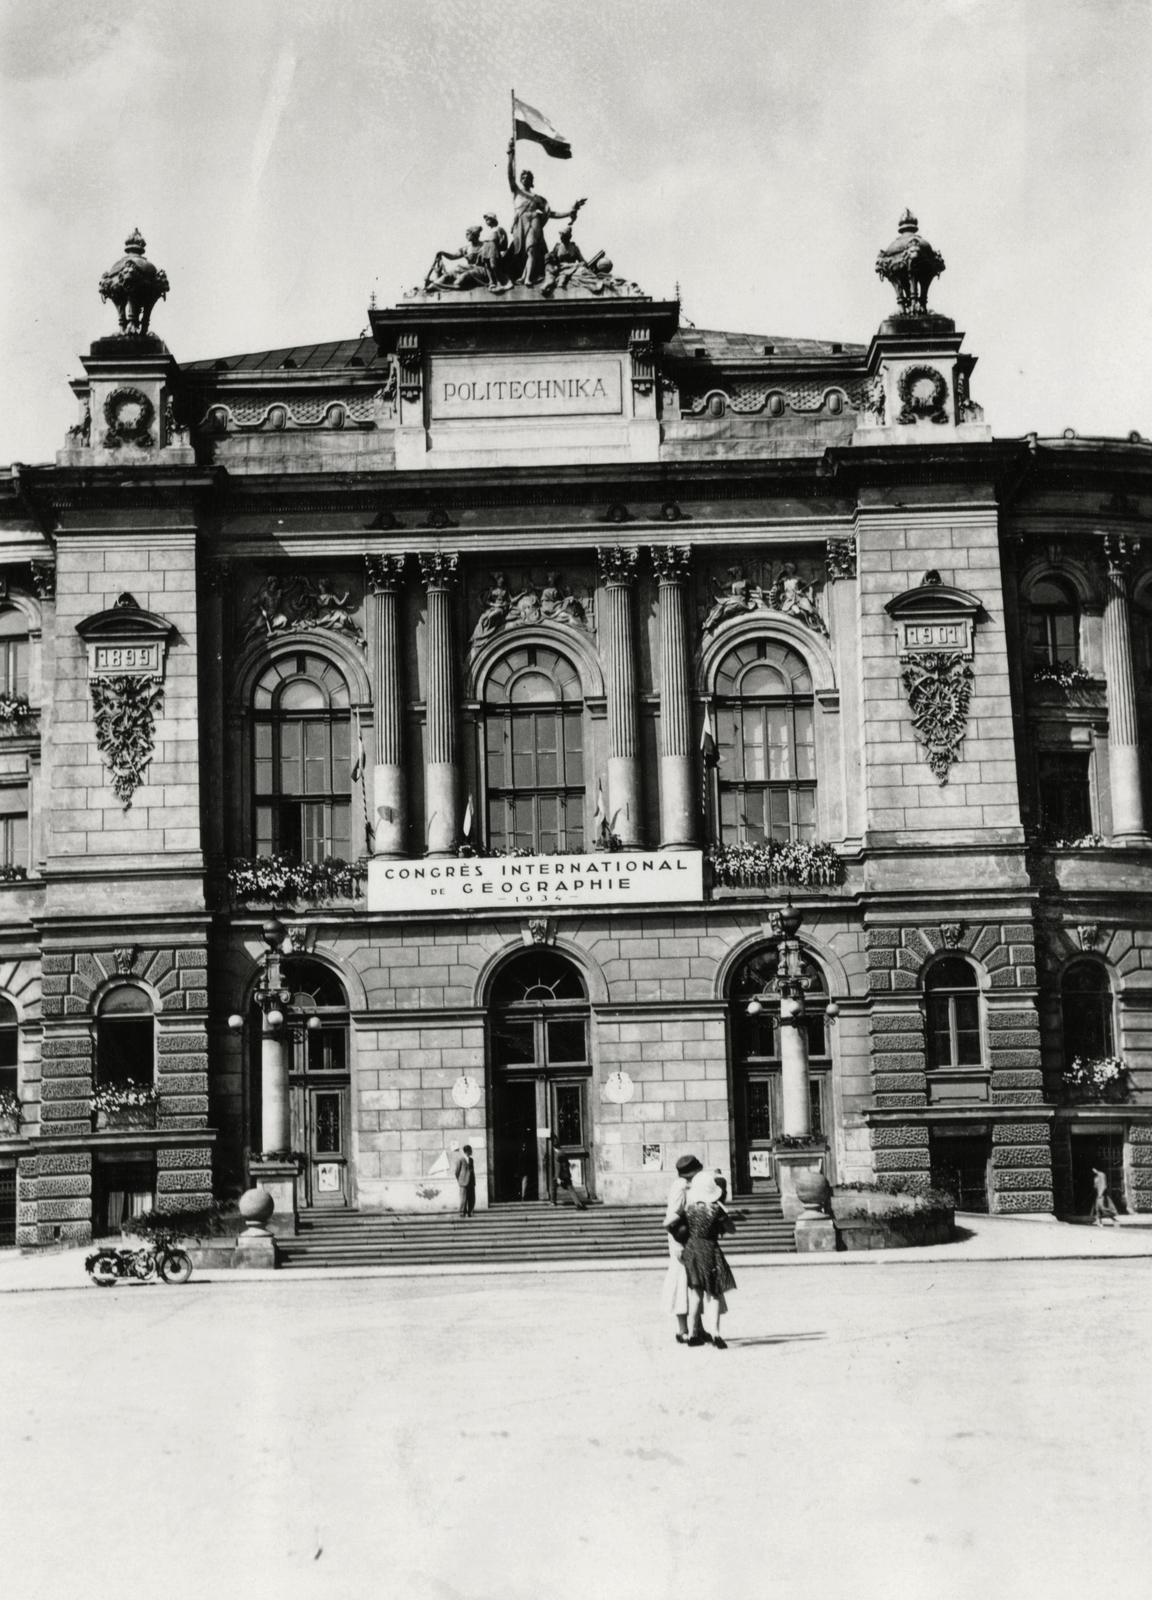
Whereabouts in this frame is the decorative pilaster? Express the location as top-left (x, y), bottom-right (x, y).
top-left (366, 553), bottom-right (408, 856)
top-left (597, 546), bottom-right (642, 847)
top-left (651, 545), bottom-right (695, 849)
top-left (1102, 535), bottom-right (1148, 843)
top-left (419, 552), bottom-right (460, 857)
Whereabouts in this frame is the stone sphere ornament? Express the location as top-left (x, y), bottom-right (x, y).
top-left (238, 1186), bottom-right (275, 1232)
top-left (793, 1170), bottom-right (832, 1217)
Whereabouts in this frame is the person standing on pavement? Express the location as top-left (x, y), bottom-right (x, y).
top-left (682, 1168), bottom-right (738, 1349)
top-left (455, 1144), bottom-right (476, 1218)
top-left (662, 1154), bottom-right (703, 1344)
top-left (1090, 1166), bottom-right (1119, 1226)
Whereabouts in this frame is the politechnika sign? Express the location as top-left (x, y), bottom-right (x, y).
top-left (367, 850), bottom-right (704, 912)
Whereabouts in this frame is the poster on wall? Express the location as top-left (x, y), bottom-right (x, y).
top-left (642, 1144), bottom-right (663, 1171)
top-left (748, 1151), bottom-right (774, 1180)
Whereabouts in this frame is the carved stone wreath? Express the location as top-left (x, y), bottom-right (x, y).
top-left (102, 386), bottom-right (156, 450)
top-left (900, 651), bottom-right (973, 783)
top-left (90, 673), bottom-right (164, 808)
top-left (896, 365), bottom-right (949, 426)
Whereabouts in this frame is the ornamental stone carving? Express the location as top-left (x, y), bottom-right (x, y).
top-left (98, 229), bottom-right (169, 336)
top-left (597, 546), bottom-right (640, 586)
top-left (90, 674), bottom-right (164, 809)
top-left (900, 653), bottom-right (974, 783)
top-left (702, 563), bottom-right (828, 638)
top-left (365, 553), bottom-right (407, 593)
top-left (30, 563), bottom-right (56, 602)
top-left (114, 947), bottom-right (136, 975)
top-left (650, 545), bottom-right (691, 584)
top-left (896, 365), bottom-right (949, 426)
top-left (418, 551), bottom-right (459, 590)
top-left (470, 570), bottom-right (587, 647)
top-left (940, 922), bottom-right (965, 948)
top-left (875, 210), bottom-right (945, 317)
top-left (102, 386), bottom-right (156, 450)
top-left (825, 538), bottom-right (856, 581)
top-left (241, 575), bottom-right (364, 646)
top-left (1076, 923), bottom-right (1102, 951)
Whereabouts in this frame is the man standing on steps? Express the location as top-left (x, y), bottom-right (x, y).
top-left (455, 1145), bottom-right (476, 1218)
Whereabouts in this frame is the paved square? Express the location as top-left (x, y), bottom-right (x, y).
top-left (3, 1259), bottom-right (1150, 1599)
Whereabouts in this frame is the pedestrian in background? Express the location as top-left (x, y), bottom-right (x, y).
top-left (455, 1144), bottom-right (476, 1218)
top-left (1090, 1166), bottom-right (1119, 1226)
top-left (663, 1154), bottom-right (702, 1344)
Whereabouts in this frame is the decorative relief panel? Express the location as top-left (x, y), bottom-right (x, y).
top-left (240, 575), bottom-right (364, 647)
top-left (470, 568), bottom-right (590, 648)
top-left (700, 559), bottom-right (828, 638)
top-left (886, 574), bottom-right (982, 785)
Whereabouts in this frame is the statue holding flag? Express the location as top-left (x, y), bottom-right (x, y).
top-left (506, 138), bottom-right (585, 286)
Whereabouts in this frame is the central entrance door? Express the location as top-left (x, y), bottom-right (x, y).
top-left (489, 950), bottom-right (592, 1204)
top-left (283, 957), bottom-right (351, 1209)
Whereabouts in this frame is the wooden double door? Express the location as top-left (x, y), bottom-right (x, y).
top-left (289, 1022), bottom-right (351, 1209)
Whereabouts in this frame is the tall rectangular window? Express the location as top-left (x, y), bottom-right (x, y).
top-left (0, 787), bottom-right (28, 873)
top-left (1036, 751), bottom-right (1093, 841)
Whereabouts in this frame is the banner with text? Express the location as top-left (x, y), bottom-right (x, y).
top-left (367, 851), bottom-right (704, 912)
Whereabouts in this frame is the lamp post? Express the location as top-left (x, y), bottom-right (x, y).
top-left (227, 919), bottom-right (320, 1254)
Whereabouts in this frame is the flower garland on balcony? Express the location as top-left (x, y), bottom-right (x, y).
top-left (1031, 662), bottom-right (1093, 689)
top-left (1062, 1055), bottom-right (1129, 1103)
top-left (0, 864), bottom-right (27, 883)
top-left (227, 855), bottom-right (367, 904)
top-left (92, 1080), bottom-right (159, 1114)
top-left (0, 693), bottom-right (33, 726)
top-left (708, 839), bottom-right (843, 889)
top-left (0, 1087), bottom-right (21, 1124)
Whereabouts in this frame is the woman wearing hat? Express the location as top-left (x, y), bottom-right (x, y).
top-left (662, 1154), bottom-right (703, 1344)
top-left (682, 1168), bottom-right (738, 1348)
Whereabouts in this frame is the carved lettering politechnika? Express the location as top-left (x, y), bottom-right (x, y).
top-left (242, 576), bottom-right (364, 647)
top-left (90, 674), bottom-right (164, 809)
top-left (900, 652), bottom-right (974, 784)
top-left (471, 571), bottom-right (586, 647)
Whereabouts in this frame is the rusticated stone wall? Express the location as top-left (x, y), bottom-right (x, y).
top-left (156, 1144), bottom-right (214, 1212)
top-left (16, 1151), bottom-right (91, 1247)
top-left (864, 918), bottom-right (1053, 1212)
top-left (1129, 1124), bottom-right (1152, 1213)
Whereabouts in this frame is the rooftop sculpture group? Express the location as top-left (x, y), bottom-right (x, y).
top-left (98, 228), bottom-right (169, 336)
top-left (417, 138), bottom-right (638, 299)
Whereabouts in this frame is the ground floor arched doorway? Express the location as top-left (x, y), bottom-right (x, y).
top-left (488, 950), bottom-right (592, 1204)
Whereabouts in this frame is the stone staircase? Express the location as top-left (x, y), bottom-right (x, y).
top-left (278, 1194), bottom-right (794, 1269)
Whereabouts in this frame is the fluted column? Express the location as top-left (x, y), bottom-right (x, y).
top-left (597, 546), bottom-right (642, 847)
top-left (419, 552), bottom-right (460, 856)
top-left (1102, 535), bottom-right (1148, 843)
top-left (652, 544), bottom-right (696, 849)
top-left (366, 553), bottom-right (408, 856)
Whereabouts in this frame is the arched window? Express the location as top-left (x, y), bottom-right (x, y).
top-left (96, 985), bottom-right (155, 1090)
top-left (490, 951), bottom-right (590, 1203)
top-left (714, 640), bottom-right (815, 846)
top-left (0, 998), bottom-right (17, 1102)
top-left (253, 653), bottom-right (352, 862)
top-left (0, 607), bottom-right (29, 701)
top-left (1029, 577), bottom-right (1080, 668)
top-left (729, 945), bottom-right (829, 1189)
top-left (1061, 960), bottom-right (1114, 1066)
top-left (924, 957), bottom-right (982, 1069)
top-left (482, 647), bottom-right (584, 854)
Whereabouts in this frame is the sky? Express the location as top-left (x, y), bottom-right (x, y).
top-left (2, 0), bottom-right (1151, 462)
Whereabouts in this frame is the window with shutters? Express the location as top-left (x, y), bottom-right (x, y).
top-left (252, 654), bottom-right (352, 863)
top-left (482, 647), bottom-right (585, 854)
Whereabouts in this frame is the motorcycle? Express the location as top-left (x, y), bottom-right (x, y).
top-left (85, 1240), bottom-right (194, 1287)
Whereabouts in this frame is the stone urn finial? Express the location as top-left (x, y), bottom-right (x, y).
top-left (875, 210), bottom-right (946, 316)
top-left (98, 227), bottom-right (170, 336)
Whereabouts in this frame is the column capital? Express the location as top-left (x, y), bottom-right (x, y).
top-left (650, 544), bottom-right (691, 584)
top-left (1103, 533), bottom-right (1140, 579)
top-left (825, 536), bottom-right (857, 581)
top-left (29, 560), bottom-right (57, 602)
top-left (418, 550), bottom-right (459, 591)
top-left (366, 552), bottom-right (408, 593)
top-left (202, 557), bottom-right (231, 596)
top-left (597, 545), bottom-right (640, 587)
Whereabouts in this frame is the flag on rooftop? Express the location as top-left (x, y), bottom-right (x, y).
top-left (513, 96), bottom-right (572, 159)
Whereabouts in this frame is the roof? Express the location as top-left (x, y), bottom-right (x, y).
top-left (181, 338), bottom-right (388, 374)
top-left (664, 329), bottom-right (867, 362)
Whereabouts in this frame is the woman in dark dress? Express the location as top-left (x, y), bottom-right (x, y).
top-left (682, 1169), bottom-right (737, 1348)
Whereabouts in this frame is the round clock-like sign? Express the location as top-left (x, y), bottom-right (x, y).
top-left (451, 1074), bottom-right (482, 1109)
top-left (602, 1070), bottom-right (634, 1104)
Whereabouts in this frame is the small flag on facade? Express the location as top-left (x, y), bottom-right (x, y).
top-left (463, 795), bottom-right (474, 839)
top-left (513, 95), bottom-right (572, 159)
top-left (594, 778), bottom-right (609, 843)
top-left (700, 705), bottom-right (719, 766)
top-left (351, 709), bottom-right (367, 783)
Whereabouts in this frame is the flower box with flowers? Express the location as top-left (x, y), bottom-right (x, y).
top-left (0, 1088), bottom-right (21, 1136)
top-left (1030, 662), bottom-right (1095, 691)
top-left (707, 839), bottom-right (844, 892)
top-left (0, 693), bottom-right (34, 732)
top-left (1062, 1055), bottom-right (1129, 1105)
top-left (227, 855), bottom-right (367, 905)
top-left (92, 1081), bottom-right (159, 1129)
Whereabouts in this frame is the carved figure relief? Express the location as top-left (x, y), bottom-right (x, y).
top-left (470, 570), bottom-right (588, 647)
top-left (900, 652), bottom-right (974, 783)
top-left (242, 576), bottom-right (364, 647)
top-left (701, 562), bottom-right (828, 638)
top-left (90, 674), bottom-right (164, 809)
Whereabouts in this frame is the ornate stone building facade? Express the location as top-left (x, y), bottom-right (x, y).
top-left (2, 209), bottom-right (1151, 1246)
